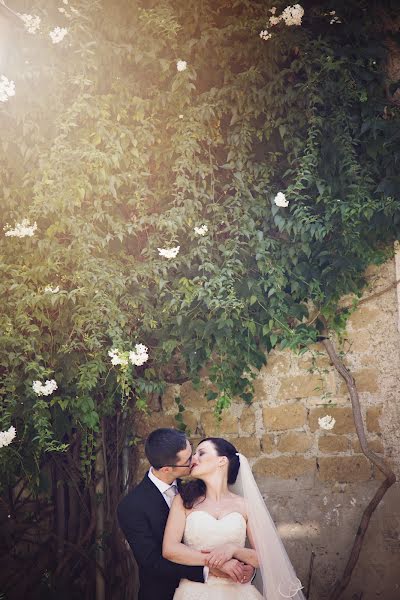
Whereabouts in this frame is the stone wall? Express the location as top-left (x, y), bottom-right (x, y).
top-left (134, 258), bottom-right (400, 600)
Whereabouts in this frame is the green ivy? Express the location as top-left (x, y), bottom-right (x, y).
top-left (0, 0), bottom-right (399, 488)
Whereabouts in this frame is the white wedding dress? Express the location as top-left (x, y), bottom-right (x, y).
top-left (173, 510), bottom-right (263, 600)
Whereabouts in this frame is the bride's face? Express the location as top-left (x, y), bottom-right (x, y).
top-left (190, 441), bottom-right (227, 479)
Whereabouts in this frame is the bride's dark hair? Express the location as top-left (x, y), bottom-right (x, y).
top-left (180, 437), bottom-right (240, 509)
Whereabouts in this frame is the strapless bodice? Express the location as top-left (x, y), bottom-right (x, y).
top-left (183, 511), bottom-right (247, 551)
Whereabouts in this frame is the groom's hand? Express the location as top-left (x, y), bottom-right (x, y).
top-left (240, 563), bottom-right (255, 584)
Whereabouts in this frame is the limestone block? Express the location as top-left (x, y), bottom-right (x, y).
top-left (161, 384), bottom-right (181, 411)
top-left (354, 369), bottom-right (380, 394)
top-left (351, 436), bottom-right (384, 454)
top-left (318, 435), bottom-right (349, 453)
top-left (277, 374), bottom-right (334, 400)
top-left (232, 436), bottom-right (261, 457)
top-left (276, 431), bottom-right (313, 453)
top-left (347, 306), bottom-right (381, 331)
top-left (180, 380), bottom-right (211, 408)
top-left (263, 349), bottom-right (291, 374)
top-left (135, 412), bottom-right (176, 438)
top-left (240, 408), bottom-right (256, 435)
top-left (366, 406), bottom-right (383, 432)
top-left (261, 433), bottom-right (275, 453)
top-left (298, 343), bottom-right (332, 370)
top-left (201, 411), bottom-right (238, 436)
top-left (182, 411), bottom-right (199, 436)
top-left (253, 456), bottom-right (315, 479)
top-left (342, 330), bottom-right (371, 353)
top-left (253, 376), bottom-right (268, 402)
top-left (317, 456), bottom-right (372, 482)
top-left (337, 368), bottom-right (380, 396)
top-left (263, 404), bottom-right (307, 431)
top-left (309, 406), bottom-right (356, 434)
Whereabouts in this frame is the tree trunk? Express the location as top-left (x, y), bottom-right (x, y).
top-left (95, 431), bottom-right (106, 600)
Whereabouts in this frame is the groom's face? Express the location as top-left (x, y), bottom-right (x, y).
top-left (167, 439), bottom-right (193, 478)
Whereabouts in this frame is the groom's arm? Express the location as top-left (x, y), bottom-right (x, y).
top-left (117, 501), bottom-right (204, 582)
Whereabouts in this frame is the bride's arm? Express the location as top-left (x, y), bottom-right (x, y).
top-left (162, 495), bottom-right (208, 566)
top-left (206, 522), bottom-right (259, 569)
top-left (232, 523), bottom-right (259, 567)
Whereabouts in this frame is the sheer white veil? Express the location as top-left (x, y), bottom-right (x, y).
top-left (229, 453), bottom-right (305, 600)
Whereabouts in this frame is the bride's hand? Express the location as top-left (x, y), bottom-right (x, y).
top-left (216, 558), bottom-right (245, 582)
top-left (205, 543), bottom-right (236, 568)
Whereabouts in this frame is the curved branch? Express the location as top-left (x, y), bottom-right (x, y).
top-left (319, 318), bottom-right (396, 600)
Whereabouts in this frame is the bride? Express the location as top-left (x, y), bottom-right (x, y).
top-left (163, 437), bottom-right (305, 600)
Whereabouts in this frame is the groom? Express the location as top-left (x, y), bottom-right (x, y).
top-left (117, 428), bottom-right (254, 600)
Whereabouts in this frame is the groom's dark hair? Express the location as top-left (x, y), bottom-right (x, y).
top-left (145, 428), bottom-right (187, 469)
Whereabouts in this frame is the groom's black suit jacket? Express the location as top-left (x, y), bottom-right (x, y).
top-left (117, 474), bottom-right (204, 600)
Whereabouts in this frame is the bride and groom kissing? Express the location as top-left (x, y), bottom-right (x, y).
top-left (118, 428), bottom-right (305, 600)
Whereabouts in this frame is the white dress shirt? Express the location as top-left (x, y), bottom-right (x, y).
top-left (148, 468), bottom-right (178, 508)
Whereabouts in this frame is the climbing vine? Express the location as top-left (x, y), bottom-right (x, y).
top-left (0, 0), bottom-right (399, 598)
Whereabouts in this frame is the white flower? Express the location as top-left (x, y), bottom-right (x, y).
top-left (281, 4), bottom-right (304, 26)
top-left (259, 30), bottom-right (272, 40)
top-left (0, 426), bottom-right (16, 449)
top-left (269, 15), bottom-right (282, 26)
top-left (176, 60), bottom-right (187, 72)
top-left (58, 7), bottom-right (66, 13)
top-left (178, 114), bottom-right (184, 119)
top-left (44, 285), bottom-right (60, 294)
top-left (269, 6), bottom-right (277, 14)
top-left (63, 0), bottom-right (69, 4)
top-left (273, 192), bottom-right (289, 207)
top-left (18, 13), bottom-right (41, 34)
top-left (157, 246), bottom-right (180, 259)
top-left (32, 379), bottom-right (58, 396)
top-left (4, 219), bottom-right (37, 237)
top-left (108, 348), bottom-right (128, 366)
top-left (330, 15), bottom-right (341, 24)
top-left (194, 225), bottom-right (208, 236)
top-left (129, 344), bottom-right (149, 366)
top-left (49, 27), bottom-right (68, 44)
top-left (318, 415), bottom-right (336, 430)
top-left (0, 75), bottom-right (16, 103)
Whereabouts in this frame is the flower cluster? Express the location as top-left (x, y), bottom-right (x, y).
top-left (0, 426), bottom-right (16, 449)
top-left (109, 344), bottom-right (149, 367)
top-left (129, 344), bottom-right (149, 366)
top-left (19, 13), bottom-right (41, 34)
top-left (33, 379), bottom-right (58, 396)
top-left (108, 349), bottom-right (129, 366)
top-left (261, 4), bottom-right (304, 39)
top-left (328, 11), bottom-right (341, 24)
top-left (281, 4), bottom-right (304, 26)
top-left (318, 415), bottom-right (336, 430)
top-left (49, 27), bottom-right (68, 44)
top-left (4, 219), bottom-right (37, 237)
top-left (259, 30), bottom-right (272, 41)
top-left (194, 225), bottom-right (208, 236)
top-left (274, 192), bottom-right (289, 207)
top-left (158, 246), bottom-right (180, 259)
top-left (44, 285), bottom-right (60, 294)
top-left (176, 60), bottom-right (187, 72)
top-left (0, 75), bottom-right (16, 103)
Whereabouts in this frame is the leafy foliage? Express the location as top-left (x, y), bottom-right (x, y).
top-left (1, 0), bottom-right (399, 487)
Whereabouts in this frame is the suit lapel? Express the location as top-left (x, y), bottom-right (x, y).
top-left (141, 474), bottom-right (169, 523)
